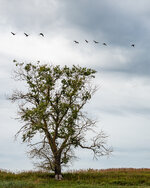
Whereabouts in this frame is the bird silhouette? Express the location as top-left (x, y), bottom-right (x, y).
top-left (93, 40), bottom-right (99, 43)
top-left (11, 32), bottom-right (16, 35)
top-left (74, 40), bottom-right (79, 44)
top-left (131, 44), bottom-right (135, 47)
top-left (39, 33), bottom-right (44, 37)
top-left (85, 40), bottom-right (89, 43)
top-left (103, 43), bottom-right (107, 46)
top-left (24, 33), bottom-right (29, 37)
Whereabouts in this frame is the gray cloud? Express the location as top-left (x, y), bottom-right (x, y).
top-left (1, 0), bottom-right (149, 42)
top-left (58, 0), bottom-right (149, 44)
top-left (1, 0), bottom-right (150, 78)
top-left (99, 49), bottom-right (150, 77)
top-left (0, 0), bottom-right (61, 32)
top-left (56, 0), bottom-right (150, 77)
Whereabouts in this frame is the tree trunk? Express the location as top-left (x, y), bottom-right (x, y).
top-left (54, 156), bottom-right (62, 180)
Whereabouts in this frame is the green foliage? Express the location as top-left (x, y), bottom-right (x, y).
top-left (12, 62), bottom-right (96, 143)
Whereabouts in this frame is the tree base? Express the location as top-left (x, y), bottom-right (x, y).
top-left (55, 174), bottom-right (63, 180)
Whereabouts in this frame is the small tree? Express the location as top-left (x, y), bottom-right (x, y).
top-left (10, 62), bottom-right (112, 180)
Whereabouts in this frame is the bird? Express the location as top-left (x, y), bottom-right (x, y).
top-left (93, 40), bottom-right (99, 43)
top-left (131, 44), bottom-right (135, 47)
top-left (11, 32), bottom-right (16, 35)
top-left (24, 33), bottom-right (29, 37)
top-left (39, 33), bottom-right (44, 37)
top-left (74, 40), bottom-right (79, 44)
top-left (85, 40), bottom-right (89, 43)
top-left (103, 43), bottom-right (107, 46)
top-left (13, 59), bottom-right (17, 62)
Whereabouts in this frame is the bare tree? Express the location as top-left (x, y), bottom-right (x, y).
top-left (10, 62), bottom-right (112, 180)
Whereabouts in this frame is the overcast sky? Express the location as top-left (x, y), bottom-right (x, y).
top-left (1, 0), bottom-right (150, 172)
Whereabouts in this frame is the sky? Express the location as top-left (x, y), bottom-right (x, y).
top-left (0, 0), bottom-right (150, 172)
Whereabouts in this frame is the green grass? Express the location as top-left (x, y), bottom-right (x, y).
top-left (0, 168), bottom-right (150, 187)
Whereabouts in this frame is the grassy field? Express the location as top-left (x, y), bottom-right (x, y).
top-left (0, 168), bottom-right (150, 188)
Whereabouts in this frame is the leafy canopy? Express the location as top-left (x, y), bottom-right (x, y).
top-left (10, 62), bottom-right (111, 171)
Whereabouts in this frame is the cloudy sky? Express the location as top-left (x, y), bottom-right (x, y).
top-left (1, 0), bottom-right (150, 171)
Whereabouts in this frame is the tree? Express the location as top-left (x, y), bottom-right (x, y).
top-left (10, 62), bottom-right (112, 180)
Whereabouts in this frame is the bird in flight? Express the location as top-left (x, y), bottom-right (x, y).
top-left (103, 43), bottom-right (107, 46)
top-left (39, 33), bottom-right (44, 37)
top-left (85, 40), bottom-right (89, 43)
top-left (93, 40), bottom-right (99, 43)
top-left (24, 33), bottom-right (29, 37)
top-left (131, 44), bottom-right (135, 47)
top-left (11, 32), bottom-right (16, 35)
top-left (74, 40), bottom-right (79, 44)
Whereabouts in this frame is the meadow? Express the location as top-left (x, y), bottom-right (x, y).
top-left (0, 168), bottom-right (150, 188)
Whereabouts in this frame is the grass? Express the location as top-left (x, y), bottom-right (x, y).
top-left (0, 168), bottom-right (150, 187)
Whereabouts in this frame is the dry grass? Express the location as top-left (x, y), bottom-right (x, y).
top-left (0, 168), bottom-right (150, 187)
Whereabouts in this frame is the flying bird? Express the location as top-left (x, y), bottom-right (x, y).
top-left (93, 40), bottom-right (99, 44)
top-left (74, 40), bottom-right (79, 44)
top-left (39, 33), bottom-right (44, 37)
top-left (24, 33), bottom-right (29, 37)
top-left (85, 40), bottom-right (89, 43)
top-left (103, 43), bottom-right (107, 46)
top-left (131, 44), bottom-right (135, 47)
top-left (11, 32), bottom-right (16, 35)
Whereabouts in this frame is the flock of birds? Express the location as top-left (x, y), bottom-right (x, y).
top-left (11, 32), bottom-right (135, 47)
top-left (11, 32), bottom-right (44, 37)
top-left (74, 40), bottom-right (135, 47)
